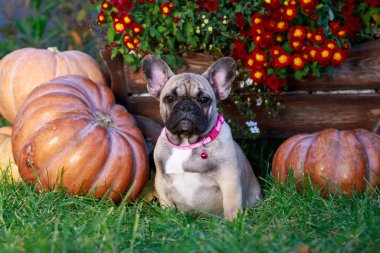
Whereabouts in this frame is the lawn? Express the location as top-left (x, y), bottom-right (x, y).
top-left (1, 117), bottom-right (379, 253)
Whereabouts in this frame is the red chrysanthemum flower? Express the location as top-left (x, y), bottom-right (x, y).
top-left (275, 20), bottom-right (289, 32)
top-left (101, 1), bottom-right (111, 10)
top-left (250, 24), bottom-right (265, 36)
top-left (318, 47), bottom-right (333, 63)
top-left (291, 54), bottom-right (306, 70)
top-left (331, 49), bottom-right (345, 66)
top-left (205, 0), bottom-right (218, 11)
top-left (97, 12), bottom-right (106, 25)
top-left (342, 41), bottom-right (350, 50)
top-left (122, 13), bottom-right (133, 26)
top-left (251, 14), bottom-right (263, 26)
top-left (312, 31), bottom-right (325, 44)
top-left (289, 25), bottom-right (306, 40)
top-left (283, 6), bottom-right (297, 21)
top-left (122, 33), bottom-right (131, 42)
top-left (273, 52), bottom-right (291, 69)
top-left (160, 2), bottom-right (173, 16)
top-left (173, 16), bottom-right (180, 24)
top-left (289, 39), bottom-right (303, 51)
top-left (132, 37), bottom-right (140, 45)
top-left (234, 12), bottom-right (247, 28)
top-left (275, 34), bottom-right (285, 43)
top-left (246, 48), bottom-right (268, 68)
top-left (269, 46), bottom-right (284, 57)
top-left (124, 39), bottom-right (137, 50)
top-left (324, 40), bottom-right (338, 51)
top-left (232, 39), bottom-right (247, 60)
top-left (266, 74), bottom-right (286, 94)
top-left (299, 0), bottom-right (316, 8)
top-left (113, 21), bottom-right (126, 33)
top-left (308, 46), bottom-right (319, 62)
top-left (310, 14), bottom-right (318, 22)
top-left (131, 23), bottom-right (143, 34)
top-left (250, 68), bottom-right (267, 83)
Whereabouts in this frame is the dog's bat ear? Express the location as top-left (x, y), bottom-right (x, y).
top-left (142, 55), bottom-right (174, 98)
top-left (202, 57), bottom-right (236, 100)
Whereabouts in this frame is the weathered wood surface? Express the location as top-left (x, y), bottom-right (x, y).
top-left (102, 39), bottom-right (380, 140)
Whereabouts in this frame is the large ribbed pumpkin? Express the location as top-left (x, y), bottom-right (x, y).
top-left (0, 127), bottom-right (20, 182)
top-left (0, 47), bottom-right (106, 123)
top-left (12, 75), bottom-right (148, 202)
top-left (272, 128), bottom-right (380, 194)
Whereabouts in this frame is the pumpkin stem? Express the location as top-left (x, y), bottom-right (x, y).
top-left (47, 47), bottom-right (60, 53)
top-left (95, 112), bottom-right (113, 128)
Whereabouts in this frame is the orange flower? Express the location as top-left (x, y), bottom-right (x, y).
top-left (291, 54), bottom-right (306, 70)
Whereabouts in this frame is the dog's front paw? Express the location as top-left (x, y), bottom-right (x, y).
top-left (224, 208), bottom-right (239, 220)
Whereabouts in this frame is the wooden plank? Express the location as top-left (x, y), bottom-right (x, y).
top-left (289, 39), bottom-right (380, 91)
top-left (128, 93), bottom-right (380, 139)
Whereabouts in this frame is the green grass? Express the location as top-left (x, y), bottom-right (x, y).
top-left (1, 115), bottom-right (379, 253)
top-left (0, 165), bottom-right (378, 253)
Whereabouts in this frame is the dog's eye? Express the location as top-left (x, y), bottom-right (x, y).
top-left (198, 96), bottom-right (210, 104)
top-left (164, 95), bottom-right (175, 103)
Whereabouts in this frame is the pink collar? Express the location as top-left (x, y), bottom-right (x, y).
top-left (164, 114), bottom-right (224, 150)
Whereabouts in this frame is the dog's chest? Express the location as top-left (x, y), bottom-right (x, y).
top-left (163, 149), bottom-right (221, 212)
top-left (164, 149), bottom-right (192, 174)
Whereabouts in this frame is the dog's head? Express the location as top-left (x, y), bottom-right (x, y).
top-left (142, 55), bottom-right (236, 141)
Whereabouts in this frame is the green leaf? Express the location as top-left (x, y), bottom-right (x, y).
top-left (294, 71), bottom-right (304, 80)
top-left (157, 26), bottom-right (166, 33)
top-left (184, 22), bottom-right (194, 36)
top-left (165, 55), bottom-right (176, 68)
top-left (107, 27), bottom-right (116, 44)
top-left (124, 54), bottom-right (135, 64)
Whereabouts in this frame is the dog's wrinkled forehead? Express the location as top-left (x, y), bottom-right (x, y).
top-left (161, 73), bottom-right (215, 98)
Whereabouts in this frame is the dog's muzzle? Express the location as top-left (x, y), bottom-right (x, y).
top-left (165, 99), bottom-right (208, 136)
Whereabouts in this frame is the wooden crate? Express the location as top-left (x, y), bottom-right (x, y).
top-left (101, 39), bottom-right (380, 142)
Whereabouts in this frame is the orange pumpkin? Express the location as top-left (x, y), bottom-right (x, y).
top-left (0, 127), bottom-right (20, 182)
top-left (272, 128), bottom-right (380, 194)
top-left (0, 47), bottom-right (106, 123)
top-left (12, 75), bottom-right (148, 202)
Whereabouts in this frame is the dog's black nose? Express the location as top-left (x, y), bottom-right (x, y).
top-left (178, 100), bottom-right (194, 112)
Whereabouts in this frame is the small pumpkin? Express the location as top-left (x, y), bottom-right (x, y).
top-left (272, 128), bottom-right (380, 194)
top-left (0, 127), bottom-right (20, 181)
top-left (0, 47), bottom-right (106, 123)
top-left (12, 75), bottom-right (148, 202)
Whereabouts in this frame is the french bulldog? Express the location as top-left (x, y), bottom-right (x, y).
top-left (142, 55), bottom-right (262, 219)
